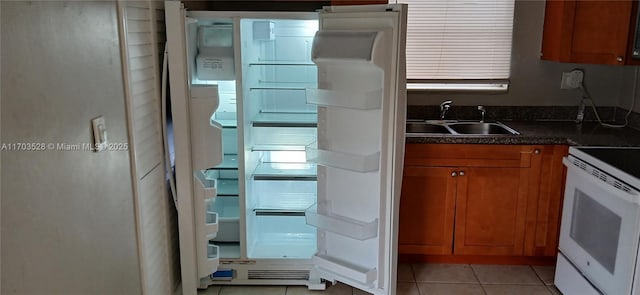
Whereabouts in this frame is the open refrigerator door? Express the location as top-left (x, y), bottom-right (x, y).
top-left (165, 2), bottom-right (230, 292)
top-left (304, 4), bottom-right (407, 295)
top-left (165, 2), bottom-right (406, 294)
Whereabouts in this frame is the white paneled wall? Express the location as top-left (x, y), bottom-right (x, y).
top-left (118, 1), bottom-right (178, 294)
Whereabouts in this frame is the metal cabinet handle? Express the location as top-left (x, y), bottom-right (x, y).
top-left (534, 149), bottom-right (541, 155)
top-left (617, 56), bottom-right (624, 62)
top-left (451, 171), bottom-right (457, 177)
top-left (459, 171), bottom-right (465, 176)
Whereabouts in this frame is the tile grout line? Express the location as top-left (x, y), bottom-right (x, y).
top-left (470, 264), bottom-right (489, 295)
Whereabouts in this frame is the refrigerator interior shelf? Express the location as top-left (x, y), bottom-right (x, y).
top-left (312, 254), bottom-right (377, 285)
top-left (252, 144), bottom-right (306, 152)
top-left (250, 81), bottom-right (317, 91)
top-left (214, 179), bottom-right (239, 196)
top-left (254, 209), bottom-right (306, 217)
top-left (305, 204), bottom-right (378, 240)
top-left (305, 88), bottom-right (382, 110)
top-left (253, 162), bottom-right (318, 181)
top-left (215, 118), bottom-right (237, 128)
top-left (248, 62), bottom-right (316, 66)
top-left (212, 154), bottom-right (238, 170)
top-left (306, 146), bottom-right (380, 173)
top-left (252, 112), bottom-right (318, 128)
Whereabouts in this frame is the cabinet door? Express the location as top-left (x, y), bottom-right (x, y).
top-left (524, 145), bottom-right (569, 257)
top-left (399, 167), bottom-right (456, 255)
top-left (454, 167), bottom-right (529, 256)
top-left (542, 0), bottom-right (633, 64)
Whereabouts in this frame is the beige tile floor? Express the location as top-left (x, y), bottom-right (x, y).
top-left (198, 264), bottom-right (561, 295)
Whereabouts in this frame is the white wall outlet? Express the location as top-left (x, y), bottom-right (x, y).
top-left (560, 70), bottom-right (584, 89)
top-left (91, 116), bottom-right (108, 152)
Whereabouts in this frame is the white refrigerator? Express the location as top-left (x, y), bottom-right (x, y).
top-left (165, 2), bottom-right (407, 295)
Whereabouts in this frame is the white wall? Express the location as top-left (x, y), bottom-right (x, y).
top-left (408, 0), bottom-right (638, 107)
top-left (1, 1), bottom-right (142, 294)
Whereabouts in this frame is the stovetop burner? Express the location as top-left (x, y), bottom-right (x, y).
top-left (575, 147), bottom-right (640, 181)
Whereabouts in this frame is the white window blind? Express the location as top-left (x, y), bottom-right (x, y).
top-left (397, 0), bottom-right (515, 81)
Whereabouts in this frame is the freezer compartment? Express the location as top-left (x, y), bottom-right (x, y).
top-left (247, 215), bottom-right (317, 259)
top-left (312, 254), bottom-right (377, 285)
top-left (305, 203), bottom-right (378, 241)
top-left (306, 145), bottom-right (379, 173)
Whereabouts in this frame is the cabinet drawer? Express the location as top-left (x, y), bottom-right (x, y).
top-left (405, 144), bottom-right (539, 168)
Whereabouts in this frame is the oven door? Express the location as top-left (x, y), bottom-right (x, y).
top-left (559, 157), bottom-right (640, 295)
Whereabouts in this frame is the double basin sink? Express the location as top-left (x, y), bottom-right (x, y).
top-left (406, 120), bottom-right (520, 136)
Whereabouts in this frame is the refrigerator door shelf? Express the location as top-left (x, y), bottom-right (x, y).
top-left (306, 145), bottom-right (380, 173)
top-left (305, 88), bottom-right (382, 110)
top-left (204, 203), bottom-right (220, 238)
top-left (312, 254), bottom-right (377, 285)
top-left (195, 170), bottom-right (217, 200)
top-left (305, 204), bottom-right (378, 240)
top-left (191, 84), bottom-right (220, 108)
top-left (190, 85), bottom-right (223, 170)
top-left (311, 30), bottom-right (388, 70)
top-left (198, 244), bottom-right (220, 278)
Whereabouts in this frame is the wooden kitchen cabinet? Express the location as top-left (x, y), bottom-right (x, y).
top-left (399, 144), bottom-right (568, 263)
top-left (399, 167), bottom-right (456, 255)
top-left (454, 167), bottom-right (529, 256)
top-left (541, 0), bottom-right (640, 65)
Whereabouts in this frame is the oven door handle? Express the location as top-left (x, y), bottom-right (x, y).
top-left (563, 157), bottom-right (640, 205)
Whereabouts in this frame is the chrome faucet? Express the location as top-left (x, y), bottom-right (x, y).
top-left (576, 99), bottom-right (586, 124)
top-left (477, 105), bottom-right (486, 123)
top-left (440, 100), bottom-right (453, 120)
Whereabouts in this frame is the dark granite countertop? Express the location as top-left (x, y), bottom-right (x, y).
top-left (406, 121), bottom-right (640, 147)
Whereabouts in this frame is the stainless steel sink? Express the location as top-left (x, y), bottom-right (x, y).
top-left (447, 122), bottom-right (519, 135)
top-left (406, 122), bottom-right (452, 134)
top-left (406, 121), bottom-right (519, 136)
